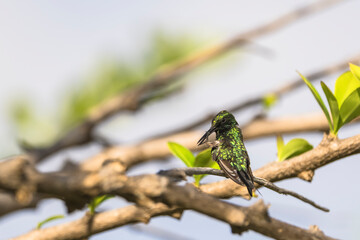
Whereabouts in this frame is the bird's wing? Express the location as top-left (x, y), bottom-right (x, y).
top-left (215, 157), bottom-right (244, 186)
top-left (243, 150), bottom-right (254, 182)
top-left (214, 148), bottom-right (255, 196)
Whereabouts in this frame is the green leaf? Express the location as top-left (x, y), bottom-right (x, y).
top-left (339, 88), bottom-right (360, 125)
top-left (278, 138), bottom-right (313, 161)
top-left (37, 215), bottom-right (64, 229)
top-left (194, 175), bottom-right (203, 187)
top-left (193, 148), bottom-right (219, 186)
top-left (334, 71), bottom-right (360, 108)
top-left (321, 82), bottom-right (342, 134)
top-left (167, 142), bottom-right (195, 167)
top-left (262, 93), bottom-right (278, 109)
top-left (89, 195), bottom-right (114, 214)
top-left (194, 148), bottom-right (212, 167)
top-left (349, 63), bottom-right (360, 81)
top-left (299, 72), bottom-right (333, 131)
top-left (276, 135), bottom-right (284, 155)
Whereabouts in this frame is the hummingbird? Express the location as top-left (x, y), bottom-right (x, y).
top-left (197, 110), bottom-right (255, 197)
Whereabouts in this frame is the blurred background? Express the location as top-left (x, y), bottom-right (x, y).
top-left (1, 0), bottom-right (360, 239)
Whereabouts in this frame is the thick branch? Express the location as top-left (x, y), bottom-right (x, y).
top-left (12, 204), bottom-right (180, 240)
top-left (1, 133), bottom-right (359, 215)
top-left (2, 133), bottom-right (356, 239)
top-left (163, 185), bottom-right (335, 240)
top-left (13, 186), bottom-right (335, 240)
top-left (0, 191), bottom-right (42, 216)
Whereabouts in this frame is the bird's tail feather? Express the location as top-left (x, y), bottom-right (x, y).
top-left (238, 170), bottom-right (255, 197)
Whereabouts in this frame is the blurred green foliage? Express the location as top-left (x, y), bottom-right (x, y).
top-left (10, 32), bottom-right (203, 147)
top-left (262, 93), bottom-right (278, 109)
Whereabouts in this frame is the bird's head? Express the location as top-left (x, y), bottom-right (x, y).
top-left (197, 110), bottom-right (238, 145)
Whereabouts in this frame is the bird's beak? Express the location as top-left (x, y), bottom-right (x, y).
top-left (197, 125), bottom-right (217, 145)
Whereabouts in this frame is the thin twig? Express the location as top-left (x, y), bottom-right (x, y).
top-left (158, 167), bottom-right (329, 212)
top-left (253, 176), bottom-right (329, 212)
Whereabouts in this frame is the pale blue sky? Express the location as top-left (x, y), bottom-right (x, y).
top-left (0, 1), bottom-right (360, 239)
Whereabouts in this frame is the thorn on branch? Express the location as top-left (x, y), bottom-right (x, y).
top-left (297, 170), bottom-right (315, 182)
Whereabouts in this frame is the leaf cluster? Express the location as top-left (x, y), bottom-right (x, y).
top-left (299, 63), bottom-right (360, 135)
top-left (167, 142), bottom-right (219, 186)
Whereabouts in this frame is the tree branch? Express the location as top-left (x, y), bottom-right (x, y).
top-left (1, 117), bottom-right (358, 217)
top-left (13, 187), bottom-right (336, 240)
top-left (2, 133), bottom-right (357, 239)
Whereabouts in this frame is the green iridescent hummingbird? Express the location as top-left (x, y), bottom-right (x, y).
top-left (197, 110), bottom-right (255, 197)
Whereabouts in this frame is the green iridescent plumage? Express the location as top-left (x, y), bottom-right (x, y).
top-left (198, 110), bottom-right (255, 197)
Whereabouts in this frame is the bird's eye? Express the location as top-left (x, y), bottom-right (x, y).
top-left (221, 118), bottom-right (226, 123)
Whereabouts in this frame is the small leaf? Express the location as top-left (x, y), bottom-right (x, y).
top-left (321, 82), bottom-right (342, 134)
top-left (167, 142), bottom-right (195, 167)
top-left (194, 175), bottom-right (203, 187)
top-left (37, 215), bottom-right (64, 229)
top-left (276, 135), bottom-right (284, 156)
top-left (194, 148), bottom-right (212, 167)
top-left (339, 88), bottom-right (360, 125)
top-left (299, 72), bottom-right (333, 131)
top-left (193, 148), bottom-right (219, 186)
top-left (89, 195), bottom-right (114, 214)
top-left (262, 93), bottom-right (278, 109)
top-left (334, 71), bottom-right (360, 108)
top-left (209, 159), bottom-right (220, 169)
top-left (349, 63), bottom-right (360, 81)
top-left (279, 138), bottom-right (313, 161)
